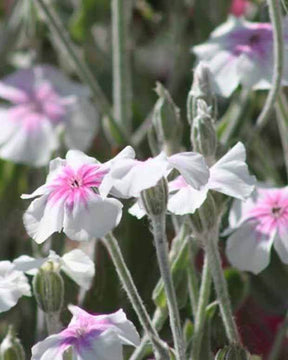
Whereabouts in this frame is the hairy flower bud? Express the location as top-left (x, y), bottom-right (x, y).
top-left (152, 82), bottom-right (182, 155)
top-left (33, 262), bottom-right (64, 314)
top-left (141, 177), bottom-right (168, 216)
top-left (191, 99), bottom-right (217, 159)
top-left (0, 326), bottom-right (25, 360)
top-left (215, 344), bottom-right (251, 360)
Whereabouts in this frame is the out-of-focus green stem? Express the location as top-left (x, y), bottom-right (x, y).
top-left (268, 310), bottom-right (288, 360)
top-left (112, 0), bottom-right (132, 133)
top-left (275, 91), bottom-right (288, 180)
top-left (254, 0), bottom-right (283, 130)
top-left (187, 239), bottom-right (199, 318)
top-left (102, 233), bottom-right (170, 360)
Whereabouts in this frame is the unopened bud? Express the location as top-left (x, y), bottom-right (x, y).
top-left (141, 177), bottom-right (168, 216)
top-left (191, 99), bottom-right (217, 159)
top-left (33, 262), bottom-right (64, 313)
top-left (0, 326), bottom-right (25, 360)
top-left (190, 192), bottom-right (218, 235)
top-left (153, 82), bottom-right (182, 155)
top-left (215, 344), bottom-right (251, 360)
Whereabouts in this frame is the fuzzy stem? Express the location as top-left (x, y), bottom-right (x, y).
top-left (191, 253), bottom-right (212, 360)
top-left (102, 233), bottom-right (170, 360)
top-left (204, 230), bottom-right (240, 344)
top-left (268, 310), bottom-right (288, 360)
top-left (275, 91), bottom-right (288, 181)
top-left (150, 214), bottom-right (186, 360)
top-left (255, 0), bottom-right (283, 130)
top-left (44, 312), bottom-right (62, 335)
top-left (187, 239), bottom-right (199, 318)
top-left (112, 0), bottom-right (132, 133)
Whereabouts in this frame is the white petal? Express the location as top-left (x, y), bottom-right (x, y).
top-left (23, 195), bottom-right (65, 244)
top-left (63, 195), bottom-right (123, 241)
top-left (65, 150), bottom-right (96, 169)
top-left (168, 152), bottom-right (209, 190)
top-left (168, 186), bottom-right (208, 215)
top-left (0, 82), bottom-right (28, 103)
top-left (0, 108), bottom-right (19, 145)
top-left (31, 334), bottom-right (66, 360)
top-left (226, 220), bottom-right (274, 274)
top-left (209, 142), bottom-right (255, 200)
top-left (274, 230), bottom-right (288, 265)
top-left (21, 185), bottom-right (49, 200)
top-left (61, 249), bottom-right (95, 289)
top-left (64, 99), bottom-right (99, 151)
top-left (128, 201), bottom-right (146, 219)
top-left (13, 255), bottom-right (46, 275)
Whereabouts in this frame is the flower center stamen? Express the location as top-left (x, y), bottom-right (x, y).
top-left (271, 206), bottom-right (282, 217)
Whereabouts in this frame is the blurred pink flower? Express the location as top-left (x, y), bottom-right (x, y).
top-left (226, 186), bottom-right (288, 274)
top-left (230, 0), bottom-right (249, 17)
top-left (31, 305), bottom-right (140, 360)
top-left (192, 16), bottom-right (288, 97)
top-left (22, 147), bottom-right (134, 243)
top-left (0, 65), bottom-right (98, 166)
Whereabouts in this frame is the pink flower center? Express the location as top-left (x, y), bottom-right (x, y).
top-left (247, 190), bottom-right (288, 236)
top-left (48, 164), bottom-right (108, 210)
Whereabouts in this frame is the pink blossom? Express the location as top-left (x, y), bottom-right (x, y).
top-left (31, 306), bottom-right (140, 360)
top-left (230, 0), bottom-right (249, 17)
top-left (192, 16), bottom-right (288, 97)
top-left (0, 65), bottom-right (98, 166)
top-left (22, 147), bottom-right (134, 243)
top-left (226, 186), bottom-right (288, 274)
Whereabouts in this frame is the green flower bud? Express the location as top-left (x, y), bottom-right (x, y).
top-left (33, 262), bottom-right (64, 313)
top-left (141, 177), bottom-right (168, 217)
top-left (191, 99), bottom-right (217, 159)
top-left (215, 344), bottom-right (251, 360)
top-left (0, 326), bottom-right (25, 360)
top-left (152, 82), bottom-right (182, 155)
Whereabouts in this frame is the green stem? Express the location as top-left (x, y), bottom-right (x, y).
top-left (102, 233), bottom-right (170, 360)
top-left (254, 0), bottom-right (283, 130)
top-left (44, 312), bottom-right (62, 335)
top-left (150, 214), bottom-right (185, 360)
top-left (275, 91), bottom-right (288, 181)
top-left (204, 230), bottom-right (240, 344)
top-left (191, 253), bottom-right (212, 360)
top-left (187, 240), bottom-right (199, 318)
top-left (112, 0), bottom-right (132, 133)
top-left (268, 310), bottom-right (288, 360)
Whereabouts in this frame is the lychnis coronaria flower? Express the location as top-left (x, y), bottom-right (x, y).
top-left (226, 186), bottom-right (288, 274)
top-left (0, 261), bottom-right (31, 313)
top-left (0, 65), bottom-right (98, 166)
top-left (192, 16), bottom-right (288, 97)
top-left (22, 148), bottom-right (134, 243)
top-left (31, 305), bottom-right (140, 360)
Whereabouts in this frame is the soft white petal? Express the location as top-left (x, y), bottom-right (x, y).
top-left (21, 185), bottom-right (49, 200)
top-left (128, 201), bottom-right (146, 219)
top-left (23, 195), bottom-right (65, 244)
top-left (61, 249), bottom-right (95, 289)
top-left (63, 194), bottom-right (123, 241)
top-left (0, 108), bottom-right (19, 145)
top-left (0, 82), bottom-right (28, 103)
top-left (13, 255), bottom-right (46, 275)
top-left (209, 142), bottom-right (255, 200)
top-left (64, 99), bottom-right (99, 151)
top-left (168, 186), bottom-right (208, 215)
top-left (65, 150), bottom-right (96, 169)
top-left (168, 152), bottom-right (209, 190)
top-left (226, 220), bottom-right (274, 274)
top-left (274, 230), bottom-right (288, 264)
top-left (31, 334), bottom-right (66, 360)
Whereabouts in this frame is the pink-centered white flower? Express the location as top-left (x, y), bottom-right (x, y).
top-left (13, 249), bottom-right (95, 290)
top-left (192, 16), bottom-right (288, 97)
top-left (100, 151), bottom-right (210, 199)
top-left (22, 148), bottom-right (134, 243)
top-left (0, 65), bottom-right (98, 166)
top-left (226, 186), bottom-right (288, 274)
top-left (31, 305), bottom-right (140, 360)
top-left (0, 261), bottom-right (31, 313)
top-left (167, 142), bottom-right (255, 216)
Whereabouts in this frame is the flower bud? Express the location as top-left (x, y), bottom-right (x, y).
top-left (141, 177), bottom-right (168, 217)
top-left (191, 99), bottom-right (217, 159)
top-left (33, 262), bottom-right (64, 313)
top-left (0, 326), bottom-right (25, 360)
top-left (190, 192), bottom-right (218, 236)
top-left (152, 82), bottom-right (182, 155)
top-left (215, 344), bottom-right (251, 360)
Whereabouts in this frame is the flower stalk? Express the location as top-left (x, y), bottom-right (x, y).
top-left (102, 233), bottom-right (170, 360)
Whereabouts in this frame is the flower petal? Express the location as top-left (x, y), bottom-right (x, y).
top-left (226, 220), bottom-right (274, 274)
top-left (128, 201), bottom-right (146, 219)
top-left (13, 255), bottom-right (46, 275)
top-left (168, 186), bottom-right (208, 215)
top-left (273, 230), bottom-right (288, 265)
top-left (31, 334), bottom-right (67, 360)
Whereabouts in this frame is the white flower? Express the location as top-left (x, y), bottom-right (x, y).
top-left (0, 261), bottom-right (31, 313)
top-left (192, 16), bottom-right (288, 97)
top-left (226, 186), bottom-right (288, 274)
top-left (0, 65), bottom-right (99, 166)
top-left (13, 249), bottom-right (95, 290)
top-left (168, 142), bottom-right (255, 215)
top-left (22, 147), bottom-right (134, 243)
top-left (31, 305), bottom-right (140, 360)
